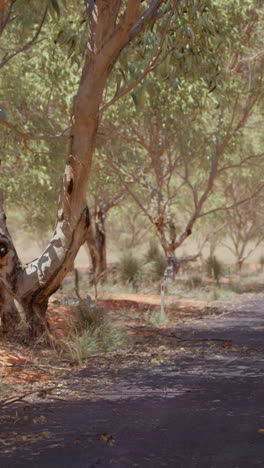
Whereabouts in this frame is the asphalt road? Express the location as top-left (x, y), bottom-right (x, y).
top-left (1, 297), bottom-right (264, 468)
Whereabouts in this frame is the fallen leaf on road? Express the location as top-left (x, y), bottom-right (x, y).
top-left (99, 433), bottom-right (115, 446)
top-left (33, 415), bottom-right (47, 424)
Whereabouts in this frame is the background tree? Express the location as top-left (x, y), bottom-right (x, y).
top-left (219, 177), bottom-right (264, 272)
top-left (86, 157), bottom-right (127, 283)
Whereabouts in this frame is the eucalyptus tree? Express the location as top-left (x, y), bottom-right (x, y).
top-left (0, 0), bottom-right (220, 341)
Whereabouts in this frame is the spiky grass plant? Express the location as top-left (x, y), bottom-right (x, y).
top-left (64, 298), bottom-right (125, 361)
top-left (0, 363), bottom-right (13, 398)
top-left (144, 241), bottom-right (167, 281)
top-left (148, 310), bottom-right (169, 327)
top-left (119, 253), bottom-right (142, 287)
top-left (186, 274), bottom-right (204, 289)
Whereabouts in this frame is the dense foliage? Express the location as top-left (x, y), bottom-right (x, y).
top-left (0, 0), bottom-right (263, 266)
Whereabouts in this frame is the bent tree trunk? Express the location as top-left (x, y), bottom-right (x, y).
top-left (0, 1), bottom-right (148, 342)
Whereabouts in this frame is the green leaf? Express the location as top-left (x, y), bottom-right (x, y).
top-left (208, 80), bottom-right (217, 93)
top-left (114, 74), bottom-right (122, 97)
top-left (202, 16), bottom-right (214, 35)
top-left (62, 29), bottom-right (77, 45)
top-left (14, 0), bottom-right (28, 8)
top-left (48, 0), bottom-right (61, 19)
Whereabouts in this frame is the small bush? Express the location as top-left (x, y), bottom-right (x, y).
top-left (148, 310), bottom-right (169, 327)
top-left (211, 288), bottom-right (220, 300)
top-left (0, 364), bottom-right (12, 398)
top-left (144, 241), bottom-right (167, 280)
top-left (64, 298), bottom-right (124, 361)
top-left (145, 241), bottom-right (162, 263)
top-left (186, 274), bottom-right (204, 289)
top-left (0, 381), bottom-right (12, 398)
top-left (119, 253), bottom-right (141, 286)
top-left (205, 255), bottom-right (224, 284)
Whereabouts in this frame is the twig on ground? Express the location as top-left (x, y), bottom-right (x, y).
top-left (0, 385), bottom-right (65, 408)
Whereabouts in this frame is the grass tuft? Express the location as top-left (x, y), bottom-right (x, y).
top-left (148, 310), bottom-right (169, 327)
top-left (119, 253), bottom-right (141, 287)
top-left (63, 298), bottom-right (125, 361)
top-left (0, 363), bottom-right (13, 399)
top-left (186, 274), bottom-right (204, 289)
top-left (144, 241), bottom-right (167, 280)
top-left (205, 255), bottom-right (224, 284)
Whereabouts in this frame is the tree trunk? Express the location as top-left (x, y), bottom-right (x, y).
top-left (163, 250), bottom-right (181, 281)
top-left (236, 258), bottom-right (244, 273)
top-left (85, 211), bottom-right (107, 285)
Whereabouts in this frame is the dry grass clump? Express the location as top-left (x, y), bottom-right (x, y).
top-left (205, 255), bottom-right (225, 285)
top-left (62, 298), bottom-right (125, 361)
top-left (119, 253), bottom-right (141, 287)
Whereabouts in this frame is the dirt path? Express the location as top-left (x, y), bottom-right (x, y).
top-left (0, 296), bottom-right (264, 467)
top-left (96, 292), bottom-right (211, 308)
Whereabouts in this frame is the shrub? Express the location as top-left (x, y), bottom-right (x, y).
top-left (64, 298), bottom-right (124, 361)
top-left (119, 253), bottom-right (141, 286)
top-left (0, 364), bottom-right (13, 398)
top-left (145, 241), bottom-right (162, 263)
top-left (211, 288), bottom-right (220, 300)
top-left (186, 274), bottom-right (204, 289)
top-left (0, 380), bottom-right (12, 398)
top-left (148, 310), bottom-right (169, 327)
top-left (144, 241), bottom-right (167, 280)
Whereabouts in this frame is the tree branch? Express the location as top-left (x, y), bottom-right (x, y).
top-left (0, 3), bottom-right (48, 69)
top-left (128, 0), bottom-right (164, 41)
top-left (0, 119), bottom-right (69, 156)
top-left (0, 0), bottom-right (15, 37)
top-left (199, 184), bottom-right (264, 218)
top-left (98, 0), bottom-right (179, 115)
